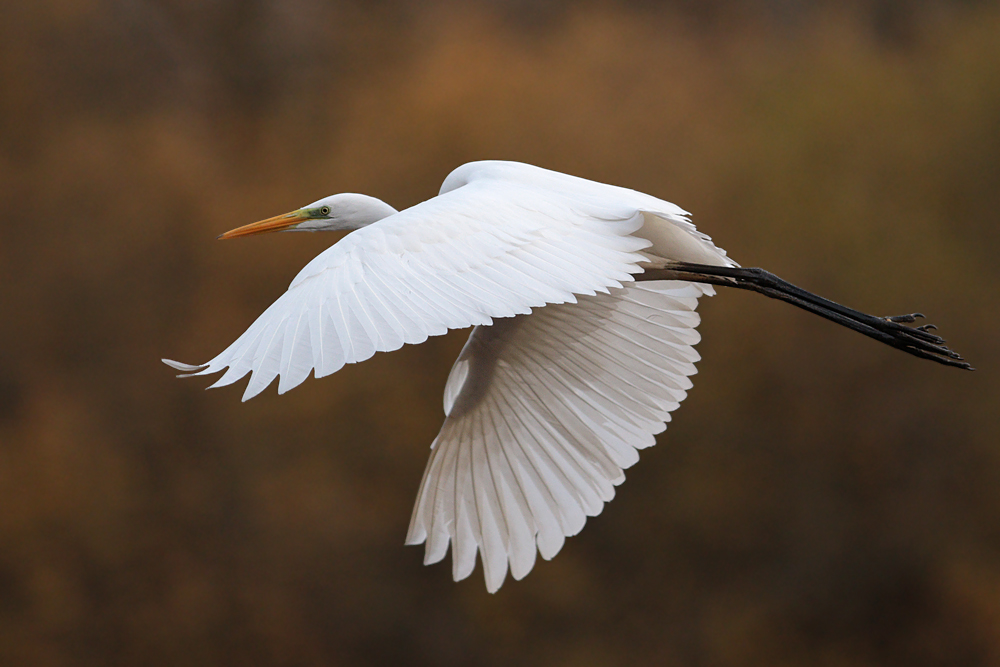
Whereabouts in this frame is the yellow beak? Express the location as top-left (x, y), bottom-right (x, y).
top-left (218, 210), bottom-right (309, 240)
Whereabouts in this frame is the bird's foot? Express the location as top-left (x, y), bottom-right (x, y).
top-left (874, 312), bottom-right (970, 367)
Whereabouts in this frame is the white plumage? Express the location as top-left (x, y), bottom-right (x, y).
top-left (409, 281), bottom-right (711, 591)
top-left (164, 160), bottom-right (736, 592)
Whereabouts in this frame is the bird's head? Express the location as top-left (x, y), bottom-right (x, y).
top-left (218, 193), bottom-right (399, 240)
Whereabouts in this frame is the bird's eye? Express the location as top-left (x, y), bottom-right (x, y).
top-left (320, 206), bottom-right (331, 217)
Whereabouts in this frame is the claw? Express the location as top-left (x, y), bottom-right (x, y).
top-left (916, 324), bottom-right (938, 332)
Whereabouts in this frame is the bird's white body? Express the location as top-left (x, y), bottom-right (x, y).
top-left (166, 161), bottom-right (736, 592)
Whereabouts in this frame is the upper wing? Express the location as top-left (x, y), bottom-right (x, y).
top-left (405, 280), bottom-right (713, 592)
top-left (164, 177), bottom-right (662, 400)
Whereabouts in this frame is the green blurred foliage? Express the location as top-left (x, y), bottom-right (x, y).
top-left (0, 1), bottom-right (998, 665)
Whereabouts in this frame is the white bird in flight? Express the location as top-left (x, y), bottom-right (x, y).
top-left (164, 161), bottom-right (969, 592)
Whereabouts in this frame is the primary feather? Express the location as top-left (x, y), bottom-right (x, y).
top-left (407, 280), bottom-right (712, 592)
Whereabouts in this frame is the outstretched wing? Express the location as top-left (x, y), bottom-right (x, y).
top-left (405, 280), bottom-right (713, 592)
top-left (164, 174), bottom-right (688, 401)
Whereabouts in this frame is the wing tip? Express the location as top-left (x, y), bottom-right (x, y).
top-left (161, 358), bottom-right (209, 376)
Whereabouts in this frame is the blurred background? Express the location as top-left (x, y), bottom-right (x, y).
top-left (1, 0), bottom-right (999, 665)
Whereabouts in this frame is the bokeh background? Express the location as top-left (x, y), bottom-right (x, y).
top-left (1, 0), bottom-right (999, 665)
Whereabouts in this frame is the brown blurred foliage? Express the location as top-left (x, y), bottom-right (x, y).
top-left (1, 1), bottom-right (999, 665)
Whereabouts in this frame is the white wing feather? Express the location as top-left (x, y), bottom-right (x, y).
top-left (405, 281), bottom-right (713, 592)
top-left (167, 168), bottom-right (700, 401)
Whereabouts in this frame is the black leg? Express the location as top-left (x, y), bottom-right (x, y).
top-left (636, 262), bottom-right (973, 370)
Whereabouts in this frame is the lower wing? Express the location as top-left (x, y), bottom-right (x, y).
top-left (406, 280), bottom-right (715, 592)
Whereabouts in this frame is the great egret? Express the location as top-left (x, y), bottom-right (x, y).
top-left (164, 161), bottom-right (969, 592)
